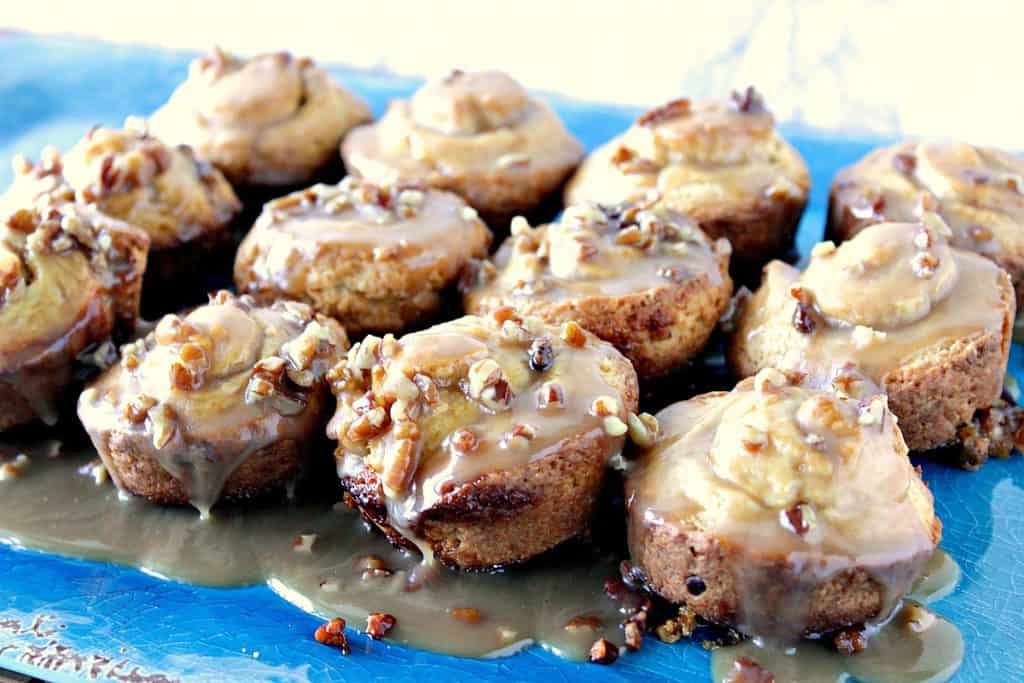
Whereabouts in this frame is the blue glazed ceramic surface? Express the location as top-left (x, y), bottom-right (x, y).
top-left (0, 34), bottom-right (1022, 683)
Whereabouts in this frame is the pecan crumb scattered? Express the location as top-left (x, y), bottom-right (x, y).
top-left (314, 618), bottom-right (350, 654)
top-left (588, 638), bottom-right (619, 665)
top-left (565, 615), bottom-right (603, 632)
top-left (834, 627), bottom-right (868, 655)
top-left (365, 613), bottom-right (397, 640)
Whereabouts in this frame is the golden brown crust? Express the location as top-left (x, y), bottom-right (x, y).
top-left (341, 429), bottom-right (616, 569)
top-left (101, 434), bottom-right (311, 505)
top-left (631, 519), bottom-right (940, 634)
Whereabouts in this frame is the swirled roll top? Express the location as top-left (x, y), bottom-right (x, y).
top-left (409, 70), bottom-right (529, 136)
top-left (366, 69), bottom-right (581, 172)
top-left (1, 202), bottom-right (148, 359)
top-left (831, 140), bottom-right (1024, 300)
top-left (803, 218), bottom-right (959, 329)
top-left (81, 293), bottom-right (347, 431)
top-left (568, 90), bottom-right (808, 211)
top-left (150, 48), bottom-right (371, 186)
top-left (78, 293), bottom-right (348, 511)
top-left (630, 367), bottom-right (937, 561)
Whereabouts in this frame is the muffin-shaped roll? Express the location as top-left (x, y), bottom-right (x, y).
top-left (235, 177), bottom-right (491, 335)
top-left (463, 202), bottom-right (732, 378)
top-left (730, 218), bottom-right (1014, 451)
top-left (341, 69), bottom-right (584, 228)
top-left (77, 292), bottom-right (349, 515)
top-left (565, 90), bottom-right (809, 272)
top-left (327, 312), bottom-right (638, 569)
top-left (5, 126), bottom-right (242, 291)
top-left (150, 48), bottom-right (372, 188)
top-left (829, 140), bottom-right (1024, 303)
top-left (627, 367), bottom-right (940, 638)
top-left (0, 201), bottom-right (149, 430)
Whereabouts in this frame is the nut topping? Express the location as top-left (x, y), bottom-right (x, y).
top-left (588, 638), bottom-right (619, 665)
top-left (365, 613), bottom-right (397, 640)
top-left (467, 358), bottom-right (513, 412)
top-left (527, 337), bottom-right (555, 372)
top-left (314, 618), bottom-right (350, 654)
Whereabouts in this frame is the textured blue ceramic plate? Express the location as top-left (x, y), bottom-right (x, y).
top-left (0, 34), bottom-right (1022, 683)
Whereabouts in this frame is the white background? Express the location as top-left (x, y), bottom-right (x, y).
top-left (4, 0), bottom-right (1022, 148)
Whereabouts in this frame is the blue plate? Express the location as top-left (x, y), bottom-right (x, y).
top-left (0, 34), bottom-right (1022, 683)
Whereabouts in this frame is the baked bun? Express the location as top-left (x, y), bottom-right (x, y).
top-left (565, 90), bottom-right (809, 274)
top-left (626, 367), bottom-right (940, 638)
top-left (341, 69), bottom-right (584, 229)
top-left (327, 312), bottom-right (638, 570)
top-left (235, 177), bottom-right (491, 335)
top-left (730, 218), bottom-right (1014, 450)
top-left (829, 140), bottom-right (1024, 304)
top-left (78, 292), bottom-right (348, 515)
top-left (149, 48), bottom-right (371, 188)
top-left (0, 201), bottom-right (148, 430)
top-left (463, 202), bottom-right (732, 378)
top-left (4, 126), bottom-right (242, 300)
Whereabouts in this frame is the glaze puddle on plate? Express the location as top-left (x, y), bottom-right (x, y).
top-left (0, 440), bottom-right (963, 680)
top-left (0, 446), bottom-right (635, 661)
top-left (710, 551), bottom-right (963, 683)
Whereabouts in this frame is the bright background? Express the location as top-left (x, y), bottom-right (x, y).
top-left (4, 0), bottom-right (1022, 149)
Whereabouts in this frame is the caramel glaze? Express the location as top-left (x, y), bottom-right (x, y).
top-left (0, 201), bottom-right (149, 429)
top-left (564, 92), bottom-right (809, 258)
top-left (627, 368), bottom-right (939, 642)
top-left (77, 292), bottom-right (348, 516)
top-left (327, 313), bottom-right (637, 561)
top-left (149, 48), bottom-right (372, 187)
top-left (731, 219), bottom-right (1013, 447)
top-left (342, 70), bottom-right (583, 193)
top-left (829, 140), bottom-right (1024, 299)
top-left (466, 202), bottom-right (729, 303)
top-left (234, 176), bottom-right (491, 331)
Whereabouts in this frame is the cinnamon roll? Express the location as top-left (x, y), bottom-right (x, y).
top-left (565, 89), bottom-right (809, 274)
top-left (730, 218), bottom-right (1014, 451)
top-left (341, 69), bottom-right (584, 230)
top-left (327, 312), bottom-right (638, 569)
top-left (149, 48), bottom-right (371, 188)
top-left (463, 202), bottom-right (732, 378)
top-left (235, 177), bottom-right (491, 335)
top-left (626, 368), bottom-right (940, 639)
top-left (77, 292), bottom-right (349, 515)
top-left (0, 201), bottom-right (148, 430)
top-left (5, 124), bottom-right (242, 302)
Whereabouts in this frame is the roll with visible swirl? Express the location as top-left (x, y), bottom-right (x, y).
top-left (627, 368), bottom-right (940, 639)
top-left (566, 90), bottom-right (809, 274)
top-left (150, 48), bottom-right (372, 189)
top-left (0, 201), bottom-right (149, 430)
top-left (829, 140), bottom-right (1024, 305)
top-left (342, 70), bottom-right (584, 230)
top-left (78, 292), bottom-right (349, 515)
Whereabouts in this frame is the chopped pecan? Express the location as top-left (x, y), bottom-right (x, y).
top-left (834, 627), bottom-right (867, 655)
top-left (449, 607), bottom-right (483, 624)
top-left (537, 382), bottom-right (565, 409)
top-left (728, 656), bottom-right (775, 683)
top-left (314, 618), bottom-right (350, 654)
top-left (560, 321), bottom-right (586, 348)
top-left (637, 98), bottom-right (691, 126)
top-left (729, 86), bottom-right (766, 114)
top-left (365, 613), bottom-right (397, 640)
top-left (527, 337), bottom-right (555, 372)
top-left (588, 638), bottom-right (619, 665)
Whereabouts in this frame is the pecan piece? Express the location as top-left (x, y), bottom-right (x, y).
top-left (365, 613), bottom-right (397, 640)
top-left (314, 618), bottom-right (350, 654)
